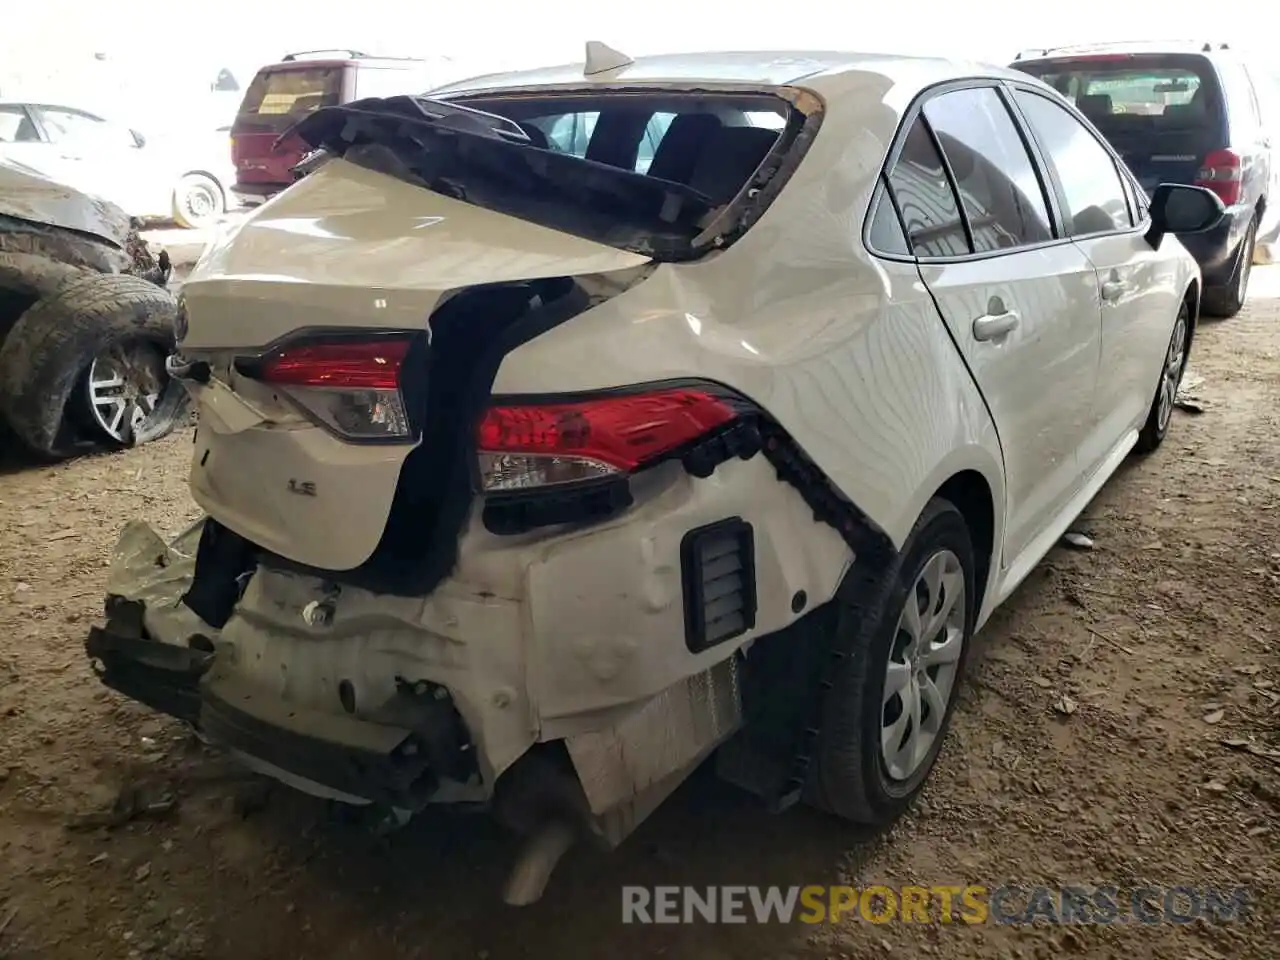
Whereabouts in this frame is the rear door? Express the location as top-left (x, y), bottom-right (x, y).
top-left (231, 64), bottom-right (345, 187)
top-left (1009, 85), bottom-right (1181, 466)
top-left (1013, 53), bottom-right (1226, 197)
top-left (888, 83), bottom-right (1103, 566)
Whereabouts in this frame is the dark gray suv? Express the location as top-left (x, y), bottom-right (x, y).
top-left (1012, 41), bottom-right (1272, 317)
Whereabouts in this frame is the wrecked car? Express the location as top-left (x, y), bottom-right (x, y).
top-left (85, 44), bottom-right (1217, 904)
top-left (0, 159), bottom-right (187, 457)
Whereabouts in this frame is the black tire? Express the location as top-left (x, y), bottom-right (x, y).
top-left (1201, 219), bottom-right (1256, 319)
top-left (1135, 301), bottom-right (1191, 455)
top-left (0, 272), bottom-right (186, 457)
top-left (172, 173), bottom-right (225, 230)
top-left (805, 497), bottom-right (976, 825)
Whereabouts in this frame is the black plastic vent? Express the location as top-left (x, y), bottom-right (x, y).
top-left (681, 518), bottom-right (757, 653)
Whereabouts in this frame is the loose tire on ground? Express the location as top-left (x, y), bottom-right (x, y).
top-left (805, 497), bottom-right (976, 826)
top-left (0, 272), bottom-right (186, 457)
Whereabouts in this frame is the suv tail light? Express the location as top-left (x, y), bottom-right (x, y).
top-left (1196, 149), bottom-right (1242, 206)
top-left (243, 335), bottom-right (415, 441)
top-left (477, 386), bottom-right (741, 492)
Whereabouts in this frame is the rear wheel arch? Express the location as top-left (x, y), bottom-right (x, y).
top-left (932, 470), bottom-right (996, 615)
top-left (1183, 279), bottom-right (1201, 339)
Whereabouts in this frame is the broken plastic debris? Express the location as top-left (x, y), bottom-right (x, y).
top-left (1062, 532), bottom-right (1094, 550)
top-left (1053, 694), bottom-right (1078, 716)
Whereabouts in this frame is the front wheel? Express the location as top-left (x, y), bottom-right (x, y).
top-left (172, 173), bottom-right (225, 230)
top-left (806, 497), bottom-right (975, 825)
top-left (1135, 302), bottom-right (1190, 454)
top-left (0, 273), bottom-right (188, 457)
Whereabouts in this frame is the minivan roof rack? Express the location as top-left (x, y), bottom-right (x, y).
top-left (282, 49), bottom-right (370, 62)
top-left (1016, 38), bottom-right (1232, 61)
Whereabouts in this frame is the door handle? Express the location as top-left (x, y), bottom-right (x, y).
top-left (972, 310), bottom-right (1020, 341)
top-left (1101, 279), bottom-right (1127, 302)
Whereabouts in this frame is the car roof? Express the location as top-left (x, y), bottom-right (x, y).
top-left (1014, 40), bottom-right (1234, 64)
top-left (262, 52), bottom-right (433, 70)
top-left (427, 49), bottom-right (1027, 99)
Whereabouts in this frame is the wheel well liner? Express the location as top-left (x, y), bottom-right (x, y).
top-left (933, 470), bottom-right (995, 615)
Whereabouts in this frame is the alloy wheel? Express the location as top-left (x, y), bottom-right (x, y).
top-left (181, 183), bottom-right (219, 223)
top-left (1156, 310), bottom-right (1188, 433)
top-left (86, 342), bottom-right (167, 444)
top-left (881, 549), bottom-right (967, 782)
top-left (1238, 229), bottom-right (1255, 304)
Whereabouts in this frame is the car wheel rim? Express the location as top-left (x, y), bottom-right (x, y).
top-left (183, 184), bottom-right (218, 222)
top-left (87, 343), bottom-right (166, 443)
top-left (1239, 232), bottom-right (1254, 302)
top-left (881, 548), bottom-right (966, 783)
top-left (1157, 311), bottom-right (1187, 433)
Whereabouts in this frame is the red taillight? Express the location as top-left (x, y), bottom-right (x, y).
top-left (260, 339), bottom-right (409, 389)
top-left (477, 387), bottom-right (737, 491)
top-left (250, 336), bottom-right (415, 441)
top-left (1196, 149), bottom-right (1242, 206)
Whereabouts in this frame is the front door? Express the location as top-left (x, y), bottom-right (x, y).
top-left (1011, 86), bottom-right (1186, 468)
top-left (889, 85), bottom-right (1103, 566)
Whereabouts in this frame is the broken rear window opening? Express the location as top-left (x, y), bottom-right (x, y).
top-left (1016, 56), bottom-right (1221, 133)
top-left (287, 89), bottom-right (820, 260)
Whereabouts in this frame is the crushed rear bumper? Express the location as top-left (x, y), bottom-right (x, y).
top-left (86, 594), bottom-right (468, 811)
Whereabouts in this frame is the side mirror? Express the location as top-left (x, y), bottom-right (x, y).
top-left (131, 129), bottom-right (147, 148)
top-left (1145, 183), bottom-right (1225, 249)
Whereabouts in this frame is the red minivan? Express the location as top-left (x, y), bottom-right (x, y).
top-left (230, 50), bottom-right (441, 207)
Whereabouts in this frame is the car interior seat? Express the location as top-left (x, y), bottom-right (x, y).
top-left (1077, 93), bottom-right (1114, 122)
top-left (686, 125), bottom-right (779, 205)
top-left (646, 113), bottom-right (724, 184)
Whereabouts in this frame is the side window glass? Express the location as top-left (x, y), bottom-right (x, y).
top-left (0, 105), bottom-right (37, 142)
top-left (537, 112), bottom-right (599, 157)
top-left (635, 112), bottom-right (676, 173)
top-left (1014, 91), bottom-right (1131, 236)
top-left (888, 119), bottom-right (969, 257)
top-left (1218, 61), bottom-right (1260, 132)
top-left (923, 87), bottom-right (1054, 252)
top-left (868, 180), bottom-right (910, 255)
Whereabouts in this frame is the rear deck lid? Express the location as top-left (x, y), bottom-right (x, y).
top-left (179, 157), bottom-right (649, 571)
top-left (1013, 53), bottom-right (1226, 194)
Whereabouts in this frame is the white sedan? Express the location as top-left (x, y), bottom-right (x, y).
top-left (86, 46), bottom-right (1222, 903)
top-left (0, 101), bottom-right (235, 228)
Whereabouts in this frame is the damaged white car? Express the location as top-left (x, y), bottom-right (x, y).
top-left (0, 160), bottom-right (186, 456)
top-left (86, 46), bottom-right (1222, 903)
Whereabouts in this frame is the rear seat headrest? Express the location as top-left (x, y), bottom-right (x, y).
top-left (688, 126), bottom-right (780, 206)
top-left (646, 113), bottom-right (724, 184)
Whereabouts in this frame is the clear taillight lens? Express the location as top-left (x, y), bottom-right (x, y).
top-left (249, 336), bottom-right (415, 441)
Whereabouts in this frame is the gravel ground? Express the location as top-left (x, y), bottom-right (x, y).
top-left (1, 272), bottom-right (1278, 960)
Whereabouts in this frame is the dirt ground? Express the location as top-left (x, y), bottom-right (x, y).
top-left (1, 274), bottom-right (1278, 960)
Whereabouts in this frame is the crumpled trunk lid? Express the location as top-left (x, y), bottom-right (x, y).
top-left (178, 156), bottom-right (648, 573)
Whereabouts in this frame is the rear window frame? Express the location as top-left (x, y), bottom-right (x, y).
top-left (299, 85), bottom-right (822, 261)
